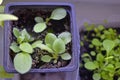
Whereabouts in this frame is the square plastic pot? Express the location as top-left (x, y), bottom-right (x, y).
top-left (4, 2), bottom-right (80, 73)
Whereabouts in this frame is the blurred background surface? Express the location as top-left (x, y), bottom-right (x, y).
top-left (1, 0), bottom-right (120, 80)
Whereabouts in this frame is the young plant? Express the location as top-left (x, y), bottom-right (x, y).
top-left (32, 32), bottom-right (72, 63)
top-left (10, 28), bottom-right (35, 74)
top-left (80, 23), bottom-right (120, 80)
top-left (33, 8), bottom-right (67, 33)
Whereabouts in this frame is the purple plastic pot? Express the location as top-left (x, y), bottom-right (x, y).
top-left (4, 2), bottom-right (79, 73)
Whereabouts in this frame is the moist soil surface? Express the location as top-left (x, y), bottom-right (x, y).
top-left (10, 8), bottom-right (72, 69)
top-left (79, 28), bottom-right (120, 80)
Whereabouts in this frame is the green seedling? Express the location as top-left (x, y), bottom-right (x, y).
top-left (33, 8), bottom-right (67, 33)
top-left (10, 28), bottom-right (34, 74)
top-left (32, 32), bottom-right (72, 63)
top-left (80, 23), bottom-right (120, 80)
top-left (10, 28), bottom-right (72, 74)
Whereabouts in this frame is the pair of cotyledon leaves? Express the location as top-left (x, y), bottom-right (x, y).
top-left (11, 28), bottom-right (71, 74)
top-left (33, 8), bottom-right (67, 33)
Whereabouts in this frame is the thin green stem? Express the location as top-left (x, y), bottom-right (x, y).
top-left (45, 18), bottom-right (51, 24)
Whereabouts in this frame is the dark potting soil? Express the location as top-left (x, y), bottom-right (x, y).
top-left (79, 28), bottom-right (120, 80)
top-left (10, 8), bottom-right (72, 69)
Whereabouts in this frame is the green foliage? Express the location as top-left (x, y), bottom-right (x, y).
top-left (13, 28), bottom-right (20, 38)
top-left (50, 8), bottom-right (67, 20)
top-left (19, 42), bottom-right (33, 53)
top-left (0, 65), bottom-right (14, 78)
top-left (84, 61), bottom-right (97, 70)
top-left (53, 38), bottom-right (65, 54)
top-left (92, 38), bottom-right (101, 46)
top-left (10, 42), bottom-right (20, 53)
top-left (33, 8), bottom-right (67, 33)
top-left (12, 28), bottom-right (34, 44)
top-left (80, 23), bottom-right (120, 80)
top-left (34, 16), bottom-right (44, 23)
top-left (39, 32), bottom-right (71, 63)
top-left (58, 32), bottom-right (71, 44)
top-left (33, 22), bottom-right (47, 33)
top-left (61, 53), bottom-right (72, 60)
top-left (14, 53), bottom-right (32, 74)
top-left (10, 28), bottom-right (34, 74)
top-left (92, 73), bottom-right (101, 80)
top-left (36, 44), bottom-right (54, 53)
top-left (41, 55), bottom-right (52, 62)
top-left (45, 33), bottom-right (57, 48)
top-left (103, 39), bottom-right (115, 53)
top-left (32, 40), bottom-right (43, 48)
top-left (10, 27), bottom-right (71, 73)
top-left (9, 7), bottom-right (69, 74)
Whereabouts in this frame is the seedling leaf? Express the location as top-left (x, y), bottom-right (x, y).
top-left (81, 53), bottom-right (90, 58)
top-left (0, 65), bottom-right (14, 78)
top-left (45, 33), bottom-right (57, 47)
top-left (98, 25), bottom-right (104, 31)
top-left (34, 17), bottom-right (44, 23)
top-left (41, 55), bottom-right (52, 62)
top-left (17, 36), bottom-right (25, 44)
top-left (104, 64), bottom-right (114, 71)
top-left (0, 14), bottom-right (18, 21)
top-left (37, 44), bottom-right (54, 53)
top-left (19, 42), bottom-right (33, 53)
top-left (92, 38), bottom-right (101, 46)
top-left (93, 73), bottom-right (101, 80)
top-left (14, 53), bottom-right (32, 74)
top-left (85, 62), bottom-right (97, 70)
top-left (90, 51), bottom-right (96, 56)
top-left (96, 53), bottom-right (104, 62)
top-left (32, 40), bottom-right (43, 48)
top-left (103, 39), bottom-right (115, 53)
top-left (53, 38), bottom-right (65, 54)
top-left (13, 28), bottom-right (20, 38)
top-left (58, 32), bottom-right (71, 44)
top-left (33, 22), bottom-right (46, 33)
top-left (21, 29), bottom-right (31, 42)
top-left (10, 42), bottom-right (20, 53)
top-left (50, 8), bottom-right (67, 20)
top-left (61, 53), bottom-right (71, 60)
